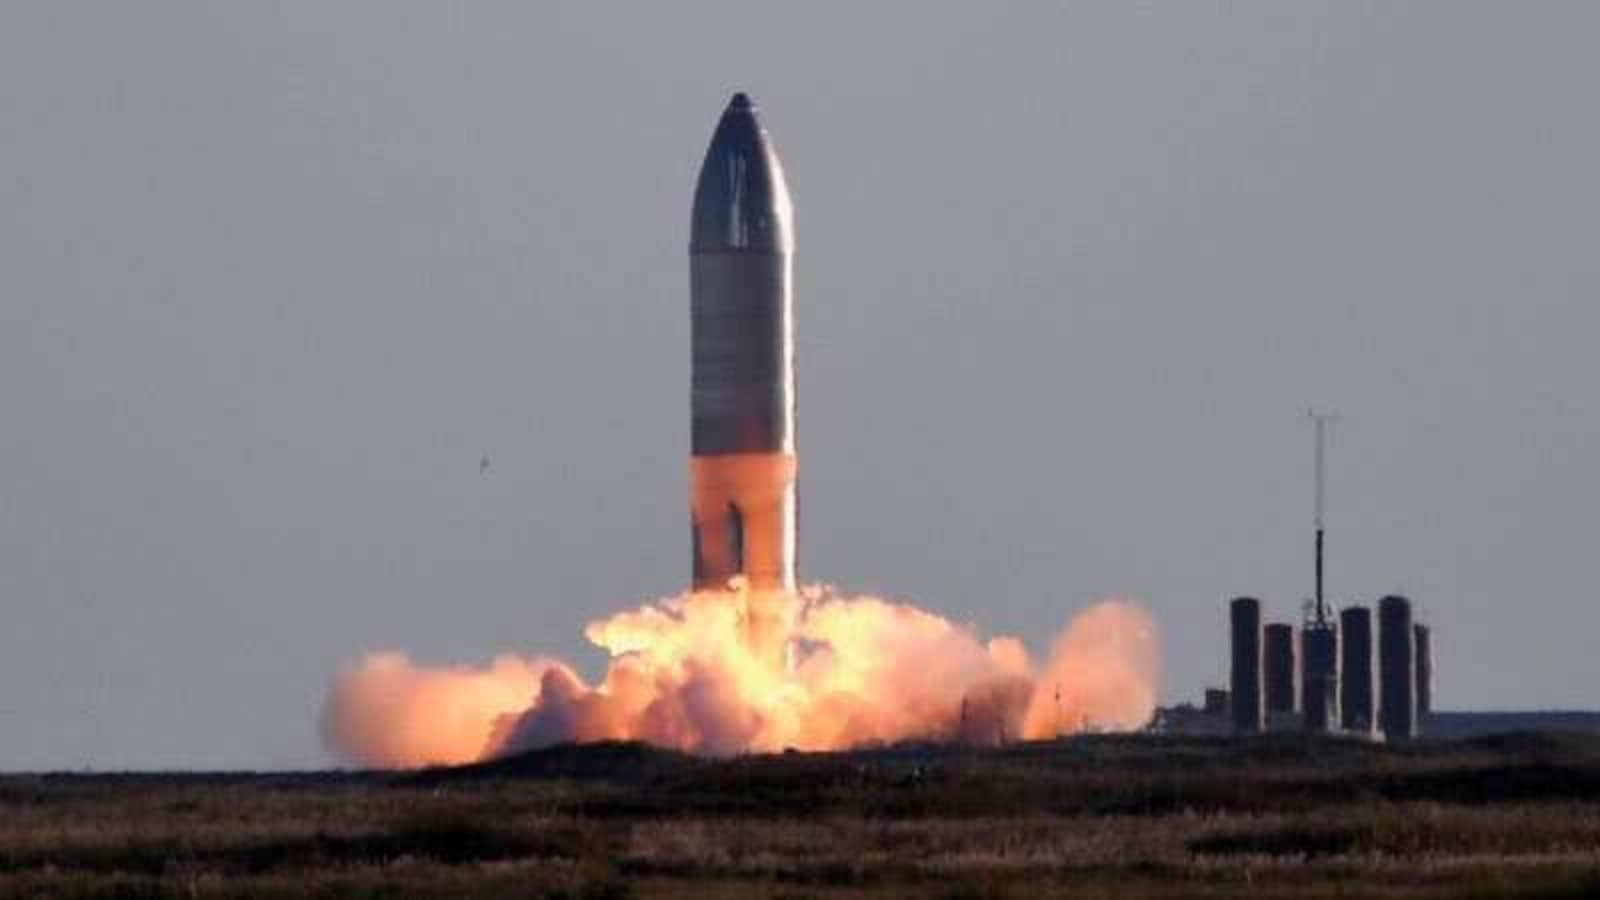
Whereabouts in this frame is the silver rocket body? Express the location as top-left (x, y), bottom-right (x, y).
top-left (689, 93), bottom-right (797, 592)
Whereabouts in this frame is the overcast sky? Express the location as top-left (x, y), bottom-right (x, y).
top-left (3, 3), bottom-right (1597, 770)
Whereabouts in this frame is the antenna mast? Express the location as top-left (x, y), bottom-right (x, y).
top-left (1309, 410), bottom-right (1341, 624)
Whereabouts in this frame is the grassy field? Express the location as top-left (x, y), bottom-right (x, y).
top-left (5, 734), bottom-right (1600, 898)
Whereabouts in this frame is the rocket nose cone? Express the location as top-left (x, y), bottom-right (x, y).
top-left (691, 94), bottom-right (792, 253)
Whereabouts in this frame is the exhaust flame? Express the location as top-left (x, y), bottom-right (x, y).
top-left (322, 585), bottom-right (1158, 768)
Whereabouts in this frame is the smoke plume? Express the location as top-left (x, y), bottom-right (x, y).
top-left (320, 652), bottom-right (569, 769)
top-left (322, 584), bottom-right (1158, 767)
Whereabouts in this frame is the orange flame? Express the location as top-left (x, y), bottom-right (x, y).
top-left (322, 585), bottom-right (1159, 767)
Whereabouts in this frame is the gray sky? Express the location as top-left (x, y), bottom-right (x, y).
top-left (2, 2), bottom-right (1596, 770)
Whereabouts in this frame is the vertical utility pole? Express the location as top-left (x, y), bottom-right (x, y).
top-left (1301, 410), bottom-right (1345, 732)
top-left (1310, 410), bottom-right (1341, 625)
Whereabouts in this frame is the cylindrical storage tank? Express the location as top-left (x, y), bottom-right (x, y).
top-left (1204, 688), bottom-right (1230, 717)
top-left (1414, 622), bottom-right (1432, 722)
top-left (1340, 606), bottom-right (1375, 734)
top-left (1263, 623), bottom-right (1297, 725)
top-left (1379, 595), bottom-right (1416, 740)
top-left (1301, 621), bottom-right (1340, 732)
top-left (1230, 597), bottom-right (1263, 736)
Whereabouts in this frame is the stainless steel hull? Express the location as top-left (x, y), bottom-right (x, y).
top-left (689, 93), bottom-right (796, 592)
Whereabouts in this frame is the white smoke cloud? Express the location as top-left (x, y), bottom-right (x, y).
top-left (322, 586), bottom-right (1159, 768)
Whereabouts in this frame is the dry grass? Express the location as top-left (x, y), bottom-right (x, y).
top-left (5, 735), bottom-right (1600, 898)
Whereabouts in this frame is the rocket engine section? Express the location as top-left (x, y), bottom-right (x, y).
top-left (689, 93), bottom-right (797, 592)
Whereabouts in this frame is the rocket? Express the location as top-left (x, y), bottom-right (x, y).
top-left (689, 93), bottom-right (797, 592)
